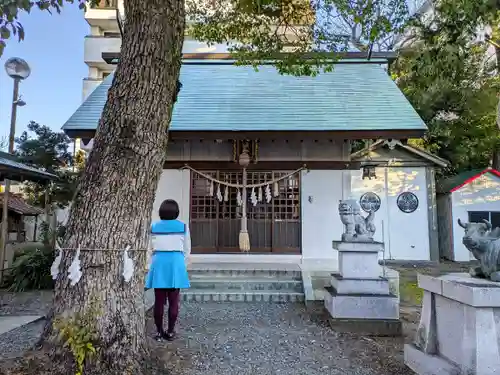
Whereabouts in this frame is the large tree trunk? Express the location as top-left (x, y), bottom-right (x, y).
top-left (35, 0), bottom-right (185, 373)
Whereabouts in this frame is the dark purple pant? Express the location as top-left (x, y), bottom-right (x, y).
top-left (154, 288), bottom-right (180, 334)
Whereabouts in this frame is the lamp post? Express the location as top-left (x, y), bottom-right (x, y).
top-left (0, 57), bottom-right (30, 283)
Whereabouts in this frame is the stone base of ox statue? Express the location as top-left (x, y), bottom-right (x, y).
top-left (404, 273), bottom-right (500, 375)
top-left (324, 241), bottom-right (401, 336)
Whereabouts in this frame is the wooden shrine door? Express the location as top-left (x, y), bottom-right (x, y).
top-left (190, 170), bottom-right (301, 254)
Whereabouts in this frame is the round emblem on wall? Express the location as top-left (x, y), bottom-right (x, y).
top-left (359, 192), bottom-right (381, 213)
top-left (397, 192), bottom-right (419, 213)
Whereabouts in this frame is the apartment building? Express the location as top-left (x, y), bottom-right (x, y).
top-left (83, 0), bottom-right (123, 101)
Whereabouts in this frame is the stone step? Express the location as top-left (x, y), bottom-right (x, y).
top-left (189, 278), bottom-right (303, 292)
top-left (189, 268), bottom-right (302, 280)
top-left (182, 265), bottom-right (305, 303)
top-left (182, 290), bottom-right (305, 303)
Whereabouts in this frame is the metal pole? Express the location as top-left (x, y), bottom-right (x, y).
top-left (0, 78), bottom-right (19, 283)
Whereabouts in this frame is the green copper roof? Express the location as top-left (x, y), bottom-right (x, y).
top-left (62, 62), bottom-right (427, 132)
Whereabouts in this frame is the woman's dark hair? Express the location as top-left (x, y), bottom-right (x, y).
top-left (159, 199), bottom-right (180, 220)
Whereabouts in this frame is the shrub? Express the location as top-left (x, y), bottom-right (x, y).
top-left (3, 243), bottom-right (54, 291)
top-left (38, 220), bottom-right (66, 245)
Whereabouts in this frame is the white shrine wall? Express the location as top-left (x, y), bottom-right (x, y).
top-left (300, 169), bottom-right (347, 266)
top-left (349, 166), bottom-right (431, 261)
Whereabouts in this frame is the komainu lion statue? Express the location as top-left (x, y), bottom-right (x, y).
top-left (339, 200), bottom-right (376, 242)
top-left (458, 218), bottom-right (500, 281)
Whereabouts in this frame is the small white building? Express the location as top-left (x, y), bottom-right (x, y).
top-left (437, 168), bottom-right (500, 262)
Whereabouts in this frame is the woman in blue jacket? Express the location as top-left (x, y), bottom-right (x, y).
top-left (146, 199), bottom-right (191, 341)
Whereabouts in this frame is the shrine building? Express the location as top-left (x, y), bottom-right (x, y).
top-left (62, 52), bottom-right (447, 269)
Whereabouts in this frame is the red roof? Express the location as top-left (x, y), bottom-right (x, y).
top-left (0, 193), bottom-right (44, 215)
top-left (437, 168), bottom-right (500, 193)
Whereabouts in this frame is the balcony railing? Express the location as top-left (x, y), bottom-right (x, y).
top-left (90, 0), bottom-right (118, 9)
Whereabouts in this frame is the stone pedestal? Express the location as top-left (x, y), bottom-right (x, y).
top-left (404, 273), bottom-right (500, 375)
top-left (324, 241), bottom-right (401, 336)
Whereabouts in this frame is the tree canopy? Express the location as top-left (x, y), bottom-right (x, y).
top-left (392, 0), bottom-right (500, 176)
top-left (187, 0), bottom-right (410, 74)
top-left (15, 121), bottom-right (84, 208)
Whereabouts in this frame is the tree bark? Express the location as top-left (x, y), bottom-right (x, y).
top-left (494, 45), bottom-right (500, 171)
top-left (36, 0), bottom-right (185, 373)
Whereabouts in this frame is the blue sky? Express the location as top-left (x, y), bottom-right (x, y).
top-left (0, 5), bottom-right (88, 141)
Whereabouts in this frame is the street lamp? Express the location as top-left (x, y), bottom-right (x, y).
top-left (0, 57), bottom-right (30, 282)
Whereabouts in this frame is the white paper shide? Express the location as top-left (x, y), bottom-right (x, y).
top-left (122, 245), bottom-right (135, 283)
top-left (50, 244), bottom-right (63, 280)
top-left (68, 246), bottom-right (82, 286)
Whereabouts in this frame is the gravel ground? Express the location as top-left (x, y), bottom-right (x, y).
top-left (0, 319), bottom-right (45, 361)
top-left (147, 302), bottom-right (413, 375)
top-left (0, 290), bottom-right (51, 361)
top-left (0, 262), bottom-right (476, 374)
top-left (0, 294), bottom-right (412, 375)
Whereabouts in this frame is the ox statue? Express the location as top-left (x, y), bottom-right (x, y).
top-left (458, 218), bottom-right (500, 281)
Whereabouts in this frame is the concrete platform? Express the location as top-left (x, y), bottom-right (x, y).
top-left (0, 315), bottom-right (43, 335)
